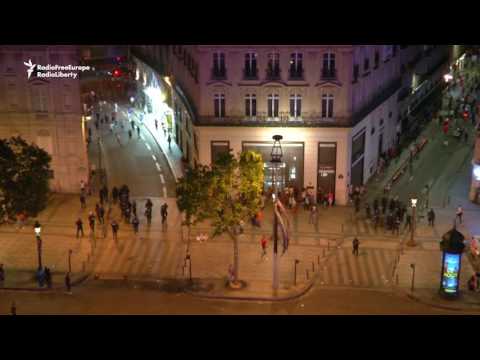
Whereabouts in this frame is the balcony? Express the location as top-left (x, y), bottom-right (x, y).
top-left (211, 67), bottom-right (227, 80)
top-left (196, 112), bottom-right (351, 128)
top-left (321, 68), bottom-right (337, 80)
top-left (243, 68), bottom-right (258, 80)
top-left (289, 68), bottom-right (304, 80)
top-left (266, 67), bottom-right (281, 81)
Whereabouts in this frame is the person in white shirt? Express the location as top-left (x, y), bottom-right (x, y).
top-left (456, 206), bottom-right (463, 224)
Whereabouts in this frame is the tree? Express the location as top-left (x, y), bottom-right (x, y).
top-left (0, 137), bottom-right (53, 217)
top-left (176, 164), bottom-right (212, 252)
top-left (175, 150), bottom-right (264, 286)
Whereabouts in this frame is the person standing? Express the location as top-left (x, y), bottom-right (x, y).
top-left (88, 212), bottom-right (96, 233)
top-left (427, 208), bottom-right (436, 227)
top-left (145, 208), bottom-right (152, 225)
top-left (167, 134), bottom-right (172, 149)
top-left (161, 203), bottom-right (168, 224)
top-left (128, 130), bottom-right (132, 140)
top-left (352, 237), bottom-right (360, 257)
top-left (260, 235), bottom-right (268, 260)
top-left (456, 205), bottom-right (464, 224)
top-left (132, 216), bottom-right (140, 235)
top-left (130, 120), bottom-right (135, 131)
top-left (76, 218), bottom-right (84, 238)
top-left (155, 119), bottom-right (158, 130)
top-left (309, 205), bottom-right (317, 225)
top-left (327, 191), bottom-right (334, 207)
top-left (136, 126), bottom-right (140, 137)
top-left (111, 219), bottom-right (119, 241)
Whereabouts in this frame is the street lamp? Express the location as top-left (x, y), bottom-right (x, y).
top-left (407, 196), bottom-right (418, 247)
top-left (34, 221), bottom-right (42, 270)
top-left (271, 135), bottom-right (283, 291)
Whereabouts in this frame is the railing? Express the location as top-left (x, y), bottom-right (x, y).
top-left (196, 114), bottom-right (351, 127)
top-left (211, 68), bottom-right (227, 80)
top-left (321, 68), bottom-right (337, 80)
top-left (243, 68), bottom-right (258, 80)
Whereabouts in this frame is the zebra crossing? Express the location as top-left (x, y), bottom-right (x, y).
top-left (92, 235), bottom-right (185, 279)
top-left (317, 247), bottom-right (396, 288)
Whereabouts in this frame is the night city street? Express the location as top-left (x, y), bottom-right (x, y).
top-left (1, 43), bottom-right (480, 316)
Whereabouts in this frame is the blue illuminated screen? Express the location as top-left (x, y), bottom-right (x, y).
top-left (442, 253), bottom-right (460, 293)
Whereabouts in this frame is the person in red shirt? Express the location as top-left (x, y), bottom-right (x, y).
top-left (260, 235), bottom-right (268, 260)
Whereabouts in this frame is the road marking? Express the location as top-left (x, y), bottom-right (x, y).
top-left (160, 174), bottom-right (165, 184)
top-left (155, 162), bottom-right (162, 172)
top-left (163, 187), bottom-right (167, 198)
top-left (145, 143), bottom-right (152, 151)
top-left (152, 155), bottom-right (157, 162)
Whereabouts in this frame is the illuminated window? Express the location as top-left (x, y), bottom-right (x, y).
top-left (321, 94), bottom-right (334, 118)
top-left (245, 94), bottom-right (257, 117)
top-left (214, 93), bottom-right (225, 118)
top-left (267, 94), bottom-right (279, 118)
top-left (289, 94), bottom-right (302, 118)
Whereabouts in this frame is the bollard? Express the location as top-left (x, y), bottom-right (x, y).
top-left (306, 270), bottom-right (309, 280)
top-left (312, 261), bottom-right (315, 272)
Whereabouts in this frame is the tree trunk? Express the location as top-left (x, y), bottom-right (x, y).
top-left (227, 229), bottom-right (239, 283)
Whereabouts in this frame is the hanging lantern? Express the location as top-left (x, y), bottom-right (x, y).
top-left (271, 135), bottom-right (283, 163)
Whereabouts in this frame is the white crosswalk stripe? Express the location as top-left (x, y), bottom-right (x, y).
top-left (319, 248), bottom-right (396, 288)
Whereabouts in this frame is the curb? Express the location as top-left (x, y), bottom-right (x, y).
top-left (185, 280), bottom-right (314, 302)
top-left (0, 272), bottom-right (91, 293)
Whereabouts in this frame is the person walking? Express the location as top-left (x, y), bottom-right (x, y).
top-left (80, 193), bottom-right (86, 209)
top-left (155, 119), bottom-right (158, 130)
top-left (130, 120), bottom-right (135, 131)
top-left (352, 237), bottom-right (360, 257)
top-left (309, 205), bottom-right (317, 225)
top-left (132, 216), bottom-right (140, 235)
top-left (88, 212), bottom-right (96, 233)
top-left (161, 203), bottom-right (168, 224)
top-left (456, 205), bottom-right (464, 224)
top-left (65, 272), bottom-right (71, 294)
top-left (260, 235), bottom-right (268, 260)
top-left (136, 126), bottom-right (140, 137)
top-left (427, 208), bottom-right (436, 227)
top-left (167, 134), bottom-right (172, 149)
top-left (75, 218), bottom-right (84, 238)
top-left (128, 130), bottom-right (132, 139)
top-left (111, 219), bottom-right (119, 241)
top-left (145, 208), bottom-right (152, 225)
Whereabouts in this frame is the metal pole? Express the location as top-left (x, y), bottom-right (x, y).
top-left (68, 249), bottom-right (72, 273)
top-left (37, 236), bottom-right (42, 270)
top-left (411, 263), bottom-right (416, 292)
top-left (272, 164), bottom-right (279, 291)
top-left (408, 205), bottom-right (416, 246)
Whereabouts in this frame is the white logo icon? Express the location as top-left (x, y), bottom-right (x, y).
top-left (24, 59), bottom-right (36, 79)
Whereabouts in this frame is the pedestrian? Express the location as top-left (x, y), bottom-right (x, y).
top-left (65, 273), bottom-right (71, 294)
top-left (309, 205), bottom-right (317, 225)
top-left (102, 185), bottom-right (109, 203)
top-left (162, 123), bottom-right (167, 137)
top-left (111, 219), bottom-right (119, 241)
top-left (155, 119), bottom-right (158, 130)
top-left (124, 206), bottom-right (131, 224)
top-left (137, 126), bottom-right (140, 137)
top-left (132, 200), bottom-right (137, 217)
top-left (327, 191), bottom-right (334, 207)
top-left (88, 212), bottom-right (95, 233)
top-left (167, 134), bottom-right (172, 149)
top-left (145, 198), bottom-right (153, 211)
top-left (132, 216), bottom-right (139, 234)
top-left (80, 194), bottom-right (86, 209)
top-left (161, 203), bottom-right (168, 224)
top-left (405, 214), bottom-right (412, 231)
top-left (112, 186), bottom-right (119, 204)
top-left (95, 203), bottom-right (101, 222)
top-left (99, 205), bottom-right (105, 224)
top-left (80, 179), bottom-right (86, 194)
top-left (75, 218), bottom-right (84, 238)
top-left (145, 208), bottom-right (152, 225)
top-left (456, 205), bottom-right (463, 224)
top-left (352, 237), bottom-right (359, 257)
top-left (128, 130), bottom-right (132, 139)
top-left (0, 263), bottom-right (4, 287)
top-left (130, 120), bottom-right (135, 130)
top-left (260, 235), bottom-right (268, 260)
top-left (45, 267), bottom-right (52, 289)
top-left (427, 208), bottom-right (435, 227)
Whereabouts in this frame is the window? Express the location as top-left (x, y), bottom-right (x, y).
top-left (321, 94), bottom-right (334, 118)
top-left (245, 94), bottom-right (257, 117)
top-left (244, 52), bottom-right (257, 79)
top-left (212, 52), bottom-right (226, 79)
top-left (267, 52), bottom-right (280, 79)
top-left (353, 64), bottom-right (359, 83)
top-left (289, 52), bottom-right (303, 79)
top-left (289, 94), bottom-right (302, 118)
top-left (267, 94), bottom-right (279, 118)
top-left (322, 52), bottom-right (336, 79)
top-left (364, 58), bottom-right (370, 72)
top-left (214, 93), bottom-right (225, 118)
top-left (374, 51), bottom-right (379, 69)
top-left (30, 84), bottom-right (48, 112)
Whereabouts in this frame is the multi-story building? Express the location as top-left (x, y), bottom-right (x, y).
top-left (132, 45), bottom-right (453, 205)
top-left (0, 45), bottom-right (88, 193)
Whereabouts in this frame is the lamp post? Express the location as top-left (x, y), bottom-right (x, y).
top-left (407, 196), bottom-right (418, 247)
top-left (34, 221), bottom-right (42, 270)
top-left (410, 263), bottom-right (416, 292)
top-left (271, 135), bottom-right (283, 291)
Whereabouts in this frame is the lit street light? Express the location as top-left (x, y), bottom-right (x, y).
top-left (271, 135), bottom-right (283, 291)
top-left (407, 196), bottom-right (418, 247)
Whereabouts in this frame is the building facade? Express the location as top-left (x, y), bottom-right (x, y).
top-left (132, 45), bottom-right (453, 205)
top-left (0, 45), bottom-right (88, 193)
